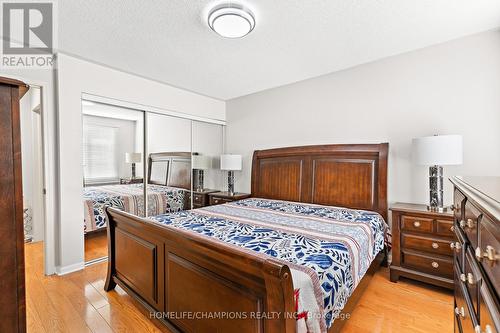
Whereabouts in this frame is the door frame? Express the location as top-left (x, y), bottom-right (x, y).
top-left (8, 74), bottom-right (56, 275)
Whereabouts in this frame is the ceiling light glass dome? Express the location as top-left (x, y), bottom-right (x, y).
top-left (208, 4), bottom-right (255, 38)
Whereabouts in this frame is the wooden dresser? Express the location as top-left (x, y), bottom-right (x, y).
top-left (390, 202), bottom-right (455, 289)
top-left (0, 77), bottom-right (29, 332)
top-left (450, 176), bottom-right (499, 333)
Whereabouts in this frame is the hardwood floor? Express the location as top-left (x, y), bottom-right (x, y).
top-left (25, 241), bottom-right (453, 332)
top-left (85, 231), bottom-right (108, 262)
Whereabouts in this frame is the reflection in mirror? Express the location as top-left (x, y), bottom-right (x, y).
top-left (81, 99), bottom-right (144, 264)
top-left (191, 121), bottom-right (224, 209)
top-left (145, 113), bottom-right (192, 215)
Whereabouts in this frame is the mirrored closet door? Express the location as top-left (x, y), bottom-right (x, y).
top-left (145, 112), bottom-right (192, 215)
top-left (81, 100), bottom-right (145, 263)
top-left (191, 121), bottom-right (224, 208)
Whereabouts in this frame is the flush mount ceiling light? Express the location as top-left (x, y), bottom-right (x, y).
top-left (208, 4), bottom-right (255, 38)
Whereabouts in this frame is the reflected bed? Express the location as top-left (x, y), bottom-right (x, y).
top-left (83, 151), bottom-right (192, 233)
top-left (83, 183), bottom-right (187, 232)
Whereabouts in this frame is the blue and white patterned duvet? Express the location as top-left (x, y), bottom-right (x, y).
top-left (150, 198), bottom-right (387, 331)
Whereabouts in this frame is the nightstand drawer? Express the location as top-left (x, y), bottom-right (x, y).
top-left (402, 234), bottom-right (453, 256)
top-left (193, 193), bottom-right (204, 204)
top-left (401, 215), bottom-right (433, 233)
top-left (436, 219), bottom-right (455, 237)
top-left (210, 197), bottom-right (231, 205)
top-left (402, 250), bottom-right (453, 278)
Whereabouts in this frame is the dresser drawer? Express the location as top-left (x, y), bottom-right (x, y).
top-left (462, 249), bottom-right (481, 318)
top-left (454, 264), bottom-right (478, 333)
top-left (477, 215), bottom-right (500, 294)
top-left (402, 250), bottom-right (453, 278)
top-left (401, 215), bottom-right (433, 233)
top-left (402, 234), bottom-right (453, 256)
top-left (436, 219), bottom-right (455, 238)
top-left (479, 281), bottom-right (500, 333)
top-left (462, 201), bottom-right (481, 249)
top-left (453, 224), bottom-right (467, 272)
top-left (454, 188), bottom-right (466, 222)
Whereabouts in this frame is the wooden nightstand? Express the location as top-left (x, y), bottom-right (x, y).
top-left (191, 189), bottom-right (218, 209)
top-left (120, 177), bottom-right (143, 184)
top-left (208, 192), bottom-right (251, 206)
top-left (390, 202), bottom-right (455, 289)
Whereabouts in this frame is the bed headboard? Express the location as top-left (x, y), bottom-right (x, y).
top-left (148, 152), bottom-right (191, 190)
top-left (251, 143), bottom-right (388, 220)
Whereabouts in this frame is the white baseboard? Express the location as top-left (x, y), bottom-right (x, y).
top-left (55, 262), bottom-right (84, 275)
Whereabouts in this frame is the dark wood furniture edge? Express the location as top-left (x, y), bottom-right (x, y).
top-left (389, 266), bottom-right (454, 289)
top-left (450, 176), bottom-right (500, 222)
top-left (390, 202), bottom-right (454, 218)
top-left (0, 76), bottom-right (29, 97)
top-left (0, 76), bottom-right (28, 333)
top-left (105, 207), bottom-right (296, 333)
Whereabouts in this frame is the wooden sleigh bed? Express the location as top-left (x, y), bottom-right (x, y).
top-left (104, 143), bottom-right (389, 333)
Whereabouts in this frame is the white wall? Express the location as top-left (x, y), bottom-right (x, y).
top-left (147, 113), bottom-right (192, 153)
top-left (226, 30), bottom-right (500, 207)
top-left (56, 53), bottom-right (226, 273)
top-left (192, 121), bottom-right (225, 191)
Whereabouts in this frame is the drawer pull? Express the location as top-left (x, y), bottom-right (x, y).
top-left (450, 225), bottom-right (455, 232)
top-left (475, 325), bottom-right (493, 333)
top-left (431, 242), bottom-right (439, 249)
top-left (413, 221), bottom-right (421, 228)
top-left (460, 273), bottom-right (466, 282)
top-left (455, 306), bottom-right (465, 318)
top-left (431, 261), bottom-right (439, 268)
top-left (475, 246), bottom-right (500, 263)
top-left (459, 220), bottom-right (466, 228)
top-left (466, 218), bottom-right (475, 229)
top-left (466, 273), bottom-right (476, 285)
top-left (450, 242), bottom-right (462, 251)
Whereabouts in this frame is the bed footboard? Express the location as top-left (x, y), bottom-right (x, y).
top-left (104, 207), bottom-right (296, 333)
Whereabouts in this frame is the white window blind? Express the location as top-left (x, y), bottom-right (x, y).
top-left (83, 124), bottom-right (119, 184)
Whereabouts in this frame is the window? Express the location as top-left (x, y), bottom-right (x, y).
top-left (83, 123), bottom-right (119, 184)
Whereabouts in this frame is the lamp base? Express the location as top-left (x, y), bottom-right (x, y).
top-left (428, 165), bottom-right (444, 212)
top-left (427, 205), bottom-right (448, 213)
top-left (227, 170), bottom-right (235, 196)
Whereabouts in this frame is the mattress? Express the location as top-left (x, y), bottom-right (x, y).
top-left (149, 197), bottom-right (388, 332)
top-left (83, 183), bottom-right (187, 233)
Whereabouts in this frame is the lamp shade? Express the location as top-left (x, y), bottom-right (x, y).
top-left (125, 152), bottom-right (142, 164)
top-left (220, 154), bottom-right (242, 171)
top-left (412, 135), bottom-right (463, 166)
top-left (192, 155), bottom-right (212, 170)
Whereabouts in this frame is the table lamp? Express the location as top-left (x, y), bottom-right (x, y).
top-left (192, 155), bottom-right (212, 192)
top-left (412, 135), bottom-right (463, 212)
top-left (220, 154), bottom-right (242, 196)
top-left (125, 152), bottom-right (142, 179)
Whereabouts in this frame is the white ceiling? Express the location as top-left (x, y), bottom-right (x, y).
top-left (59, 0), bottom-right (500, 100)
